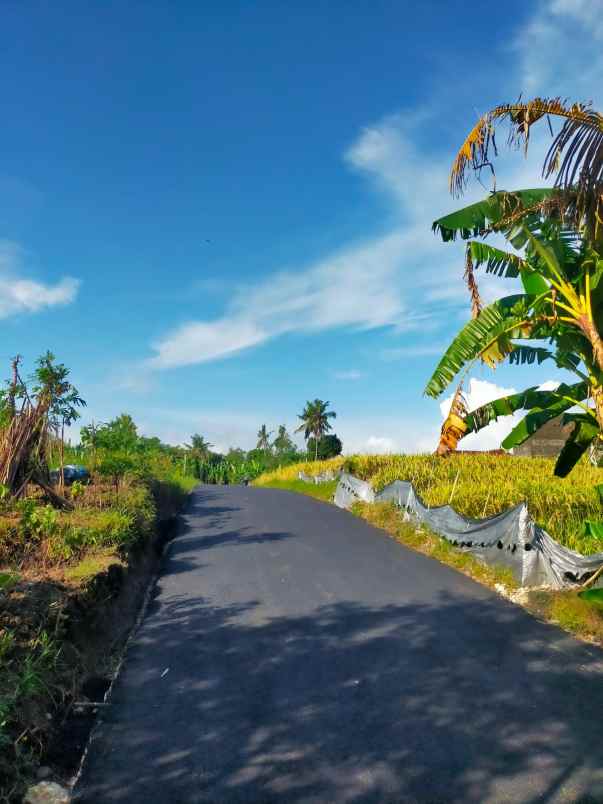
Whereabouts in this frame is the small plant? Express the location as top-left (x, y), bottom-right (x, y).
top-left (0, 630), bottom-right (15, 662)
top-left (30, 505), bottom-right (58, 539)
top-left (16, 499), bottom-right (38, 537)
top-left (98, 453), bottom-right (135, 496)
top-left (70, 480), bottom-right (85, 501)
top-left (0, 573), bottom-right (19, 594)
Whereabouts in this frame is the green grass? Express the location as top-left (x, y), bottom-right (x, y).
top-left (0, 472), bottom-right (195, 800)
top-left (63, 551), bottom-right (120, 584)
top-left (259, 478), bottom-right (338, 503)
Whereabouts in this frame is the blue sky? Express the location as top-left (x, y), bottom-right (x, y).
top-left (2, 0), bottom-right (603, 452)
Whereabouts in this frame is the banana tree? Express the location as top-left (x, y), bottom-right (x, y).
top-left (426, 97), bottom-right (603, 476)
top-left (426, 190), bottom-right (603, 476)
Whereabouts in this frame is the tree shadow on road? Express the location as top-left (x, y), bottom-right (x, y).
top-left (75, 585), bottom-right (603, 803)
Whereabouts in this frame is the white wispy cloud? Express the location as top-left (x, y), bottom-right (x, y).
top-left (334, 369), bottom-right (363, 380)
top-left (515, 0), bottom-right (603, 102)
top-left (149, 230), bottom-right (414, 368)
top-left (381, 344), bottom-right (446, 361)
top-left (0, 240), bottom-right (80, 318)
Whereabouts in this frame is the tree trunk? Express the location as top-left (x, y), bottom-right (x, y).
top-left (60, 421), bottom-right (65, 493)
top-left (315, 432), bottom-right (318, 462)
top-left (579, 315), bottom-right (603, 374)
top-left (7, 356), bottom-right (20, 420)
top-left (578, 316), bottom-right (603, 432)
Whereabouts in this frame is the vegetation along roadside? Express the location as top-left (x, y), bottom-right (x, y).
top-left (0, 355), bottom-right (197, 802)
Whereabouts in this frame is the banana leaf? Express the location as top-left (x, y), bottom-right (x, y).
top-left (578, 589), bottom-right (603, 606)
top-left (501, 384), bottom-right (589, 449)
top-left (465, 381), bottom-right (588, 437)
top-left (433, 189), bottom-right (554, 242)
top-left (554, 414), bottom-right (600, 477)
top-left (468, 241), bottom-right (526, 277)
top-left (583, 521), bottom-right (603, 539)
top-left (424, 294), bottom-right (532, 398)
top-left (508, 346), bottom-right (553, 366)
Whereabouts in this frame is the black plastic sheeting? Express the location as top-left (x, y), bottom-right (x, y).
top-left (329, 472), bottom-right (603, 589)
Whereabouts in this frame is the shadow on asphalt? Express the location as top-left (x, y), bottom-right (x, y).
top-left (76, 592), bottom-right (603, 802)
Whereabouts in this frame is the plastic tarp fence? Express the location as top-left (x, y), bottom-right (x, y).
top-left (333, 473), bottom-right (603, 589)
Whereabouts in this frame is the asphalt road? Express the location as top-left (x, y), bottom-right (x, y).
top-left (74, 484), bottom-right (603, 803)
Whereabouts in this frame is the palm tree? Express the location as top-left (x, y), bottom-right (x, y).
top-left (426, 97), bottom-right (603, 475)
top-left (186, 434), bottom-right (213, 461)
top-left (272, 424), bottom-right (293, 456)
top-left (256, 424), bottom-right (272, 452)
top-left (295, 399), bottom-right (336, 461)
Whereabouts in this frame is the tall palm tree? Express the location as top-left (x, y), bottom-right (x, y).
top-left (295, 399), bottom-right (336, 461)
top-left (256, 424), bottom-right (272, 452)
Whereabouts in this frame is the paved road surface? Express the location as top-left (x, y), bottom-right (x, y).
top-left (74, 484), bottom-right (603, 803)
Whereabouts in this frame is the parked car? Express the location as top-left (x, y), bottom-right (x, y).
top-left (49, 464), bottom-right (90, 486)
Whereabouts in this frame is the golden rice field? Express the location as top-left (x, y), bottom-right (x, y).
top-left (254, 454), bottom-right (603, 555)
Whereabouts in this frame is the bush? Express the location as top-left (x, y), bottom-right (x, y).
top-left (307, 434), bottom-right (343, 460)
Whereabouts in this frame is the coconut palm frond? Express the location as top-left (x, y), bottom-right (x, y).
top-left (450, 98), bottom-right (598, 195)
top-left (450, 98), bottom-right (603, 238)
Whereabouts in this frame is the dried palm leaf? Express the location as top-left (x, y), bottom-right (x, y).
top-left (436, 383), bottom-right (468, 456)
top-left (464, 247), bottom-right (482, 319)
top-left (451, 98), bottom-right (603, 240)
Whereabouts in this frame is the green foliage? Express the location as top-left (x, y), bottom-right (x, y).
top-left (463, 382), bottom-right (589, 448)
top-left (307, 433), bottom-right (343, 459)
top-left (425, 294), bottom-right (531, 398)
top-left (82, 414), bottom-right (138, 454)
top-left (97, 453), bottom-right (136, 491)
top-left (33, 351), bottom-right (86, 428)
top-left (554, 414), bottom-right (600, 477)
top-left (427, 186), bottom-right (603, 476)
top-left (259, 477), bottom-right (338, 503)
top-left (272, 425), bottom-right (294, 456)
top-left (432, 189), bottom-right (554, 241)
top-left (70, 480), bottom-right (85, 500)
top-left (185, 434), bottom-right (213, 462)
top-left (0, 573), bottom-right (19, 593)
top-left (256, 424), bottom-right (272, 452)
top-left (468, 241), bottom-right (526, 278)
top-left (578, 588), bottom-right (603, 606)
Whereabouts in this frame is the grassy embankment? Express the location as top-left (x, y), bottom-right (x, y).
top-left (0, 464), bottom-right (196, 801)
top-left (254, 454), bottom-right (603, 645)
